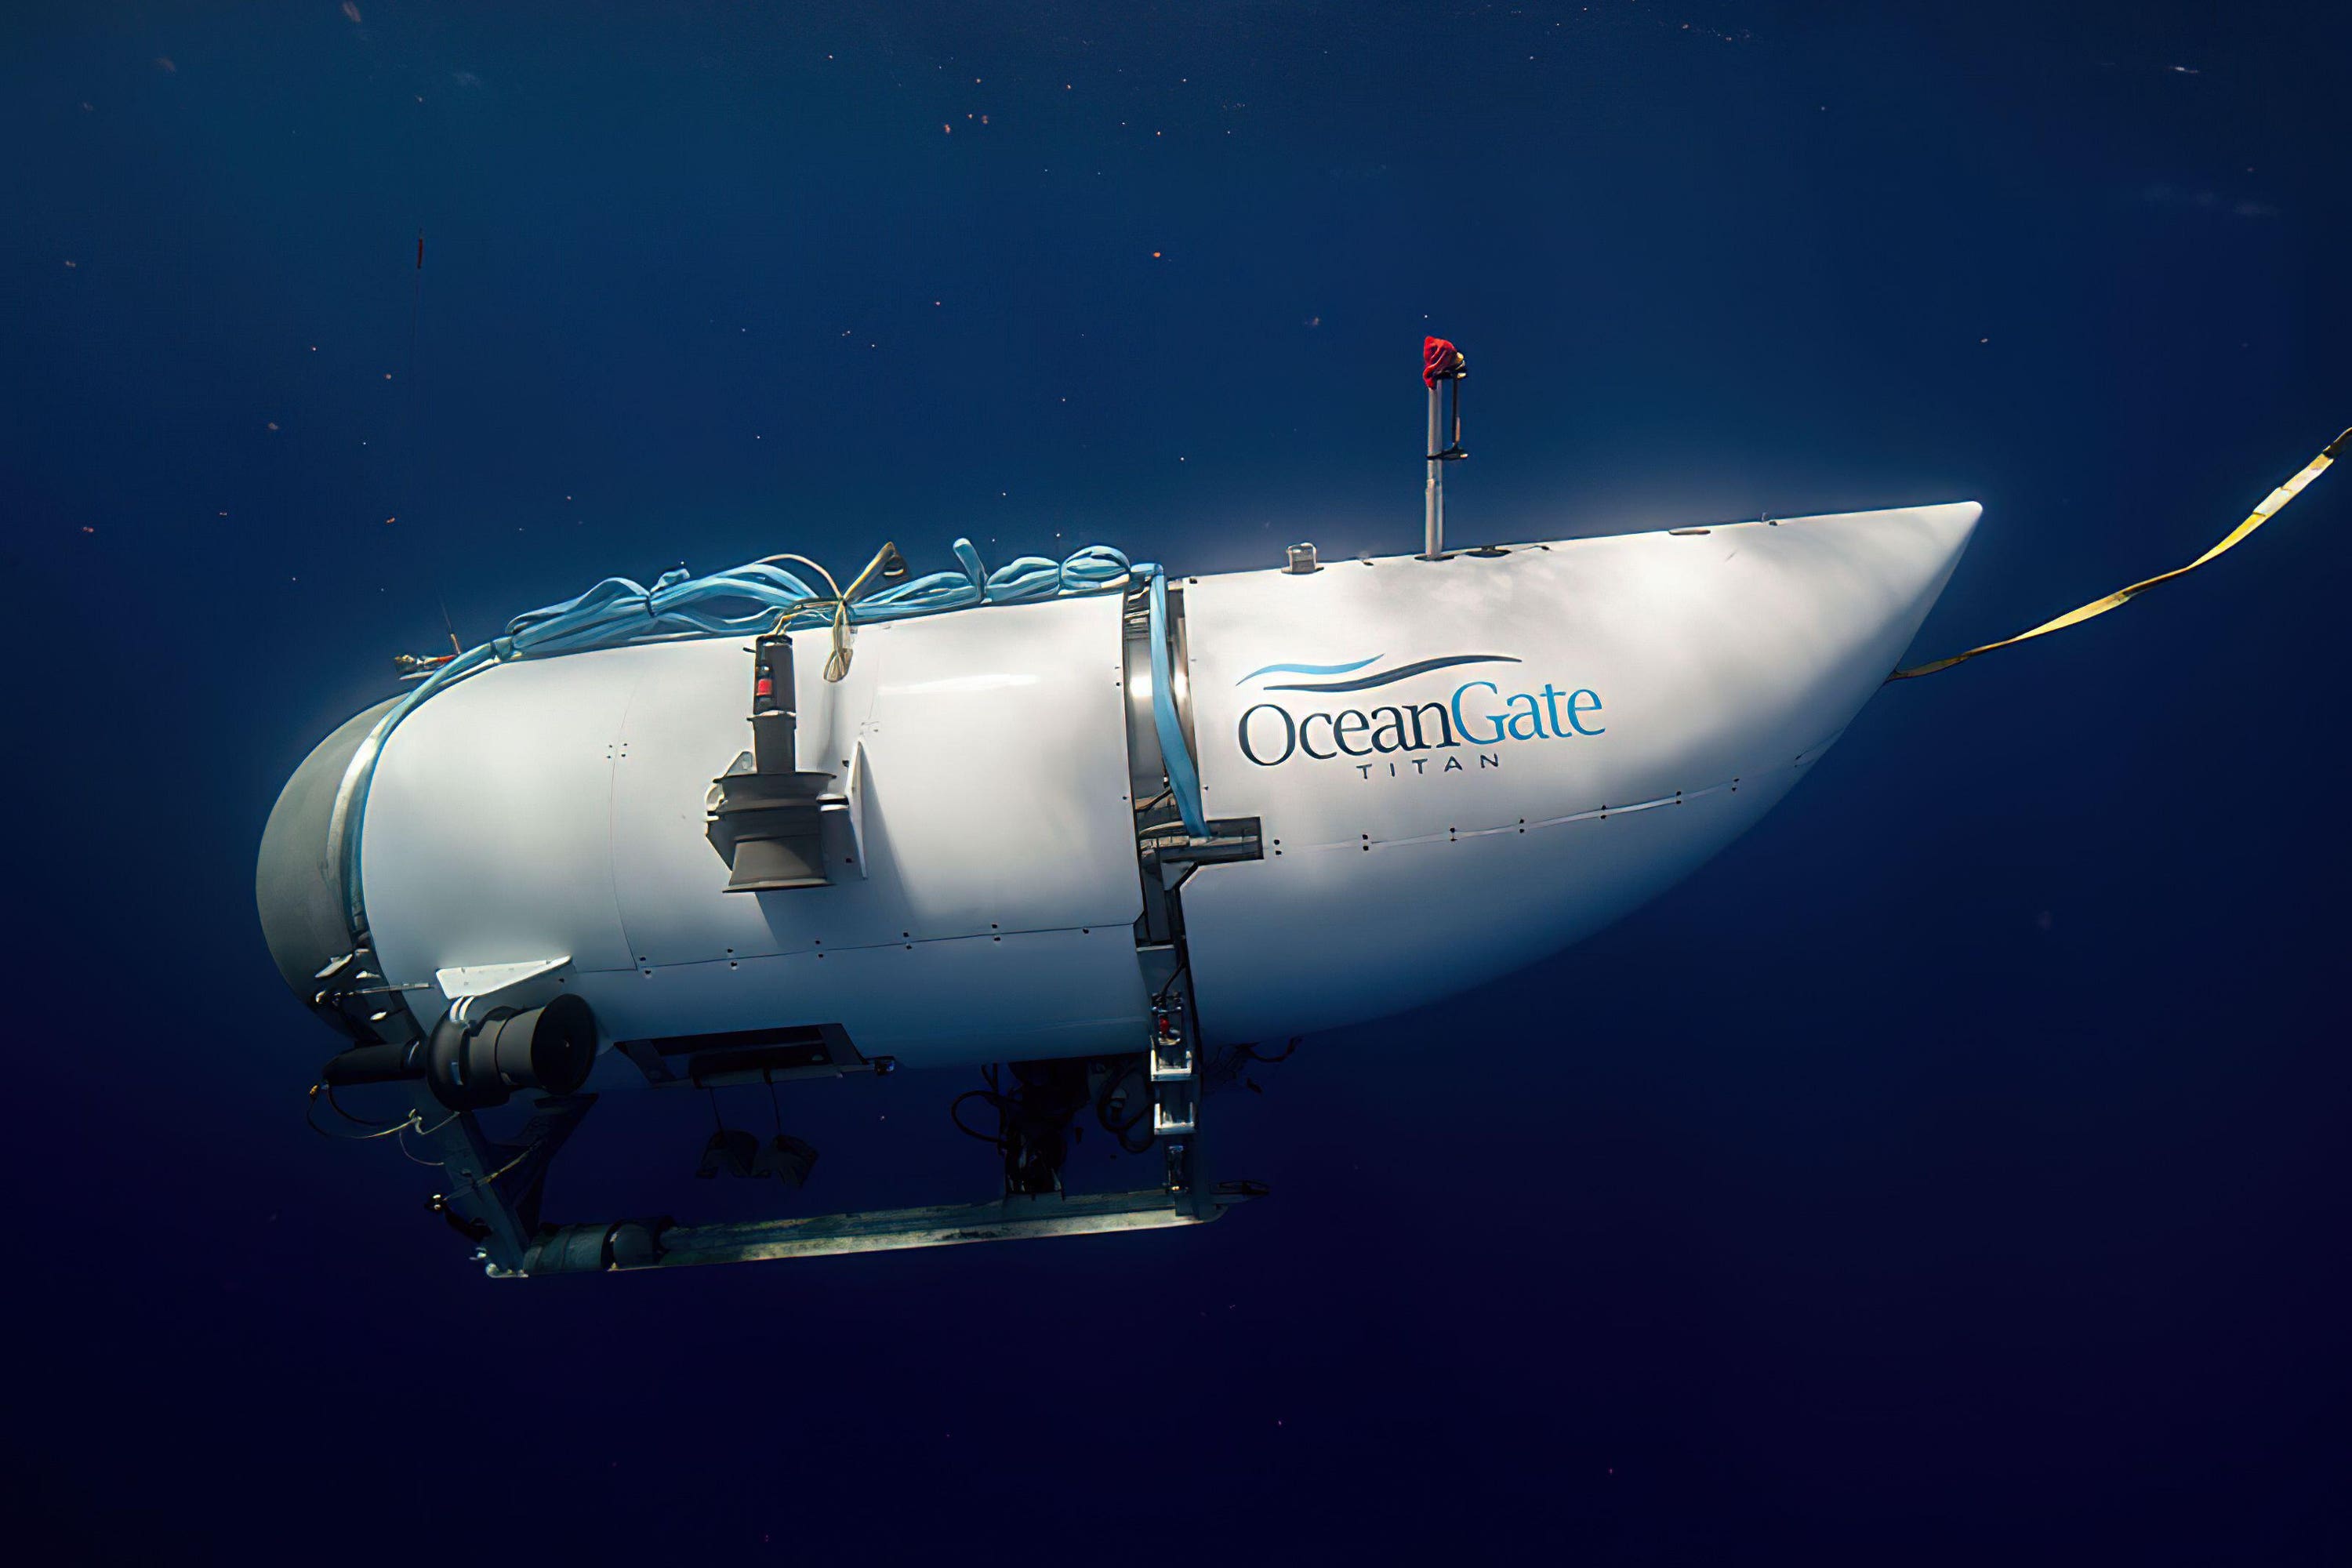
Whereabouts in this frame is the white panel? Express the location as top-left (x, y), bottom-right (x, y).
top-left (607, 633), bottom-right (888, 966)
top-left (1174, 504), bottom-right (1979, 1040)
top-left (360, 591), bottom-right (1147, 1063)
top-left (361, 648), bottom-right (644, 997)
top-left (605, 593), bottom-right (1140, 970)
top-left (857, 597), bottom-right (1142, 937)
top-left (561, 925), bottom-right (1149, 1069)
top-left (1182, 762), bottom-right (1808, 1041)
top-left (435, 955), bottom-right (569, 1001)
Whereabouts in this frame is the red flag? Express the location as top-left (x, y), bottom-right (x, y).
top-left (1424, 336), bottom-right (1461, 388)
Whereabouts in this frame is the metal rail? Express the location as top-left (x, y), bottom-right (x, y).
top-left (500, 1184), bottom-right (1258, 1276)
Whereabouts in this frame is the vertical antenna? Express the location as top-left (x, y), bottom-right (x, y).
top-left (401, 227), bottom-right (465, 655)
top-left (1425, 378), bottom-right (1443, 557)
top-left (1422, 336), bottom-right (1466, 558)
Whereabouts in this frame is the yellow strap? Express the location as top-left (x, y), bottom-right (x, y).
top-left (1889, 426), bottom-right (2349, 681)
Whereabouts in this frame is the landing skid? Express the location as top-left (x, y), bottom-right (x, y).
top-left (385, 1022), bottom-right (1261, 1278)
top-left (503, 1178), bottom-right (1264, 1276)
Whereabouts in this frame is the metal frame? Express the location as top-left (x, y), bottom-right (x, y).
top-left (503, 1185), bottom-right (1256, 1276)
top-left (408, 1044), bottom-right (1249, 1279)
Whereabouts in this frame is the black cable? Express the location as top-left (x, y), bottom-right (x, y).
top-left (1093, 1058), bottom-right (1155, 1154)
top-left (306, 1085), bottom-right (420, 1142)
top-left (322, 1083), bottom-right (399, 1127)
top-left (950, 1087), bottom-right (1011, 1147)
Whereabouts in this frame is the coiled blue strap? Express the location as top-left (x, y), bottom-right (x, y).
top-left (333, 539), bottom-right (1155, 934)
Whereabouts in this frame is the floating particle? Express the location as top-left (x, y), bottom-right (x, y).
top-left (64, 259), bottom-right (76, 269)
top-left (342, 2), bottom-right (362, 21)
top-left (267, 421), bottom-right (279, 430)
top-left (155, 56), bottom-right (176, 73)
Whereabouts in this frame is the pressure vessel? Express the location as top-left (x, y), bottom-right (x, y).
top-left (260, 503), bottom-right (1977, 1071)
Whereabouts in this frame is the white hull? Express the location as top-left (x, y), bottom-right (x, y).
top-left (1180, 503), bottom-right (1980, 1036)
top-left (271, 503), bottom-right (1979, 1071)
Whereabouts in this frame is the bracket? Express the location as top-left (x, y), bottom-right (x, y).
top-left (434, 954), bottom-right (571, 1010)
top-left (415, 1091), bottom-right (598, 1272)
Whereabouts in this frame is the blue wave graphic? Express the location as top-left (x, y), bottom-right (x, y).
top-left (1234, 655), bottom-right (1381, 685)
top-left (1267, 654), bottom-right (1521, 694)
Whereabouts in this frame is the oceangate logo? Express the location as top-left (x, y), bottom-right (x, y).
top-left (1232, 654), bottom-right (1605, 774)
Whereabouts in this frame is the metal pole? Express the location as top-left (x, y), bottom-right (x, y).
top-left (1424, 383), bottom-right (1444, 558)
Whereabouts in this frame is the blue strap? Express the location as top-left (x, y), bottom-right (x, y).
top-left (1147, 569), bottom-right (1210, 837)
top-left (334, 539), bottom-right (1151, 936)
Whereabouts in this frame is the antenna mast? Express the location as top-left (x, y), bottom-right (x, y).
top-left (1422, 336), bottom-right (1467, 557)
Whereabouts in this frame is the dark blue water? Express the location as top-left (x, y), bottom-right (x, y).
top-left (8, 2), bottom-right (2348, 1560)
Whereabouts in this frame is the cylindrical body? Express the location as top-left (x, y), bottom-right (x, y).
top-left (349, 593), bottom-right (1149, 1066)
top-left (426, 995), bottom-right (598, 1109)
top-left (1424, 387), bottom-right (1444, 558)
top-left (260, 503), bottom-right (1980, 1077)
top-left (319, 1040), bottom-right (423, 1087)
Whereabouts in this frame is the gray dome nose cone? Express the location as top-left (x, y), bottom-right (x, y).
top-left (256, 698), bottom-right (395, 999)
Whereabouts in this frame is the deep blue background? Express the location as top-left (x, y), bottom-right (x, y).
top-left (6, 2), bottom-right (2348, 1560)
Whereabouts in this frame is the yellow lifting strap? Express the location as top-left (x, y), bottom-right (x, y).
top-left (1889, 426), bottom-right (2350, 681)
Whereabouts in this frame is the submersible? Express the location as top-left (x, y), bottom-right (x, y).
top-left (259, 339), bottom-right (2335, 1277)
